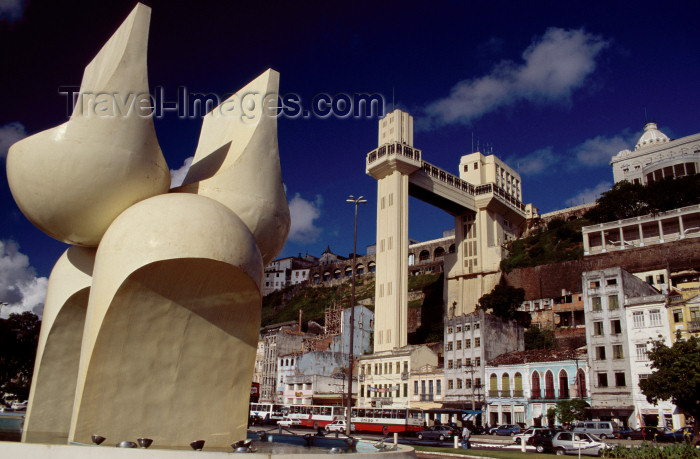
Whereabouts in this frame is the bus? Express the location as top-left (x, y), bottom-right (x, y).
top-left (350, 407), bottom-right (423, 435)
top-left (249, 403), bottom-right (285, 424)
top-left (282, 404), bottom-right (345, 429)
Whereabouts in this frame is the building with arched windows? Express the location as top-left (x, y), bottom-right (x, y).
top-left (485, 349), bottom-right (589, 427)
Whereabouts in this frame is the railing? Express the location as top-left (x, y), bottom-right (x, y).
top-left (401, 372), bottom-right (409, 380)
top-left (689, 320), bottom-right (700, 332)
top-left (368, 145), bottom-right (526, 213)
top-left (475, 183), bottom-right (526, 211)
top-left (367, 142), bottom-right (421, 165)
top-left (420, 394), bottom-right (434, 402)
top-left (421, 161), bottom-right (475, 195)
top-left (486, 389), bottom-right (525, 398)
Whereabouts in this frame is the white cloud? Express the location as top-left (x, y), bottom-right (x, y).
top-left (508, 147), bottom-right (559, 176)
top-left (574, 135), bottom-right (630, 167)
top-left (0, 240), bottom-right (47, 318)
top-left (565, 181), bottom-right (611, 207)
top-left (0, 121), bottom-right (27, 158)
top-left (424, 28), bottom-right (608, 127)
top-left (288, 193), bottom-right (323, 243)
top-left (169, 156), bottom-right (193, 188)
top-left (0, 0), bottom-right (24, 21)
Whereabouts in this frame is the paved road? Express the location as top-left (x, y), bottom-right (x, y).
top-left (254, 426), bottom-right (665, 455)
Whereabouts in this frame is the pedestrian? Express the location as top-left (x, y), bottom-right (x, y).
top-left (462, 426), bottom-right (470, 449)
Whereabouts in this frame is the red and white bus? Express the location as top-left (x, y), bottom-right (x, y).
top-left (349, 407), bottom-right (423, 435)
top-left (282, 404), bottom-right (345, 429)
top-left (249, 403), bottom-right (285, 424)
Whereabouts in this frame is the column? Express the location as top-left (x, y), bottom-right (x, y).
top-left (679, 215), bottom-right (685, 239)
top-left (600, 230), bottom-right (606, 252)
top-left (619, 227), bottom-right (625, 249)
top-left (658, 220), bottom-right (664, 243)
top-left (638, 223), bottom-right (645, 247)
top-left (374, 170), bottom-right (409, 352)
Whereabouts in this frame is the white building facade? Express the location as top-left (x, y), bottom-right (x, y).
top-left (610, 122), bottom-right (700, 185)
top-left (624, 294), bottom-right (680, 429)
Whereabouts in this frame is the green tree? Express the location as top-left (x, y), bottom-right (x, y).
top-left (477, 283), bottom-right (529, 326)
top-left (585, 174), bottom-right (700, 224)
top-left (639, 333), bottom-right (700, 438)
top-left (524, 327), bottom-right (556, 350)
top-left (546, 407), bottom-right (557, 427)
top-left (556, 399), bottom-right (588, 426)
top-left (584, 181), bottom-right (649, 223)
top-left (0, 312), bottom-right (41, 402)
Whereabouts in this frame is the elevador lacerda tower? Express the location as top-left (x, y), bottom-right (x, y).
top-left (365, 109), bottom-right (536, 352)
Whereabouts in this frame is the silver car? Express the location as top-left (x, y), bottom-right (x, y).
top-left (551, 431), bottom-right (607, 456)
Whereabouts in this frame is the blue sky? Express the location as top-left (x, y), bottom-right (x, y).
top-left (1, 0), bottom-right (699, 317)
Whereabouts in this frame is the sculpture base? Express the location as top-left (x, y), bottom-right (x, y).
top-left (0, 441), bottom-right (417, 459)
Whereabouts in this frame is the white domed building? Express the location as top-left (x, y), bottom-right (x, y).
top-left (610, 122), bottom-right (700, 184)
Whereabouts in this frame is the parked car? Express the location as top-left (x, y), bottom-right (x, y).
top-left (620, 426), bottom-right (672, 442)
top-left (416, 425), bottom-right (458, 441)
top-left (530, 429), bottom-right (557, 453)
top-left (277, 417), bottom-right (302, 428)
top-left (665, 426), bottom-right (694, 443)
top-left (10, 400), bottom-right (27, 411)
top-left (487, 425), bottom-right (505, 435)
top-left (325, 420), bottom-right (355, 433)
top-left (466, 424), bottom-right (487, 435)
top-left (493, 424), bottom-right (523, 436)
top-left (572, 421), bottom-right (620, 440)
top-left (513, 428), bottom-right (554, 445)
top-left (551, 431), bottom-right (608, 456)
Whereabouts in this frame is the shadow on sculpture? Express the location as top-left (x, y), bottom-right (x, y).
top-left (8, 3), bottom-right (289, 449)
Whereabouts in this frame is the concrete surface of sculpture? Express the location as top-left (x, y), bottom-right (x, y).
top-left (6, 4), bottom-right (170, 247)
top-left (22, 247), bottom-right (95, 444)
top-left (8, 3), bottom-right (289, 449)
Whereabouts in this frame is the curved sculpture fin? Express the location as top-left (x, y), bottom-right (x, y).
top-left (6, 2), bottom-right (170, 247)
top-left (175, 69), bottom-right (290, 265)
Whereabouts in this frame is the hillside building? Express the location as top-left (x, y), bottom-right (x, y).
top-left (443, 311), bottom-right (524, 415)
top-left (356, 344), bottom-right (438, 409)
top-left (610, 122), bottom-right (699, 185)
top-left (582, 267), bottom-right (680, 429)
top-left (485, 349), bottom-right (589, 427)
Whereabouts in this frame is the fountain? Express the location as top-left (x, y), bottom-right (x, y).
top-left (1, 3), bottom-right (413, 459)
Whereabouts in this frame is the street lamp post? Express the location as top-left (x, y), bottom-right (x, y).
top-left (345, 195), bottom-right (366, 436)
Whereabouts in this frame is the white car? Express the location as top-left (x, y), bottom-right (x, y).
top-left (325, 420), bottom-right (355, 433)
top-left (10, 401), bottom-right (27, 411)
top-left (277, 417), bottom-right (301, 427)
top-left (551, 432), bottom-right (609, 456)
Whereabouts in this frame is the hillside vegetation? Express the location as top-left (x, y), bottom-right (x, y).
top-left (501, 174), bottom-right (700, 272)
top-left (584, 174), bottom-right (700, 223)
top-left (261, 272), bottom-right (444, 337)
top-left (500, 218), bottom-right (586, 272)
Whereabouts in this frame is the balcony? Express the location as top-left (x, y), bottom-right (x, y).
top-left (367, 142), bottom-right (421, 165)
top-left (401, 372), bottom-right (409, 380)
top-left (420, 394), bottom-right (434, 402)
top-left (486, 390), bottom-right (525, 398)
top-left (689, 320), bottom-right (700, 333)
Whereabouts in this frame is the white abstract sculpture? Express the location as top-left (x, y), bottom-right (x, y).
top-left (6, 4), bottom-right (170, 247)
top-left (9, 3), bottom-right (289, 448)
